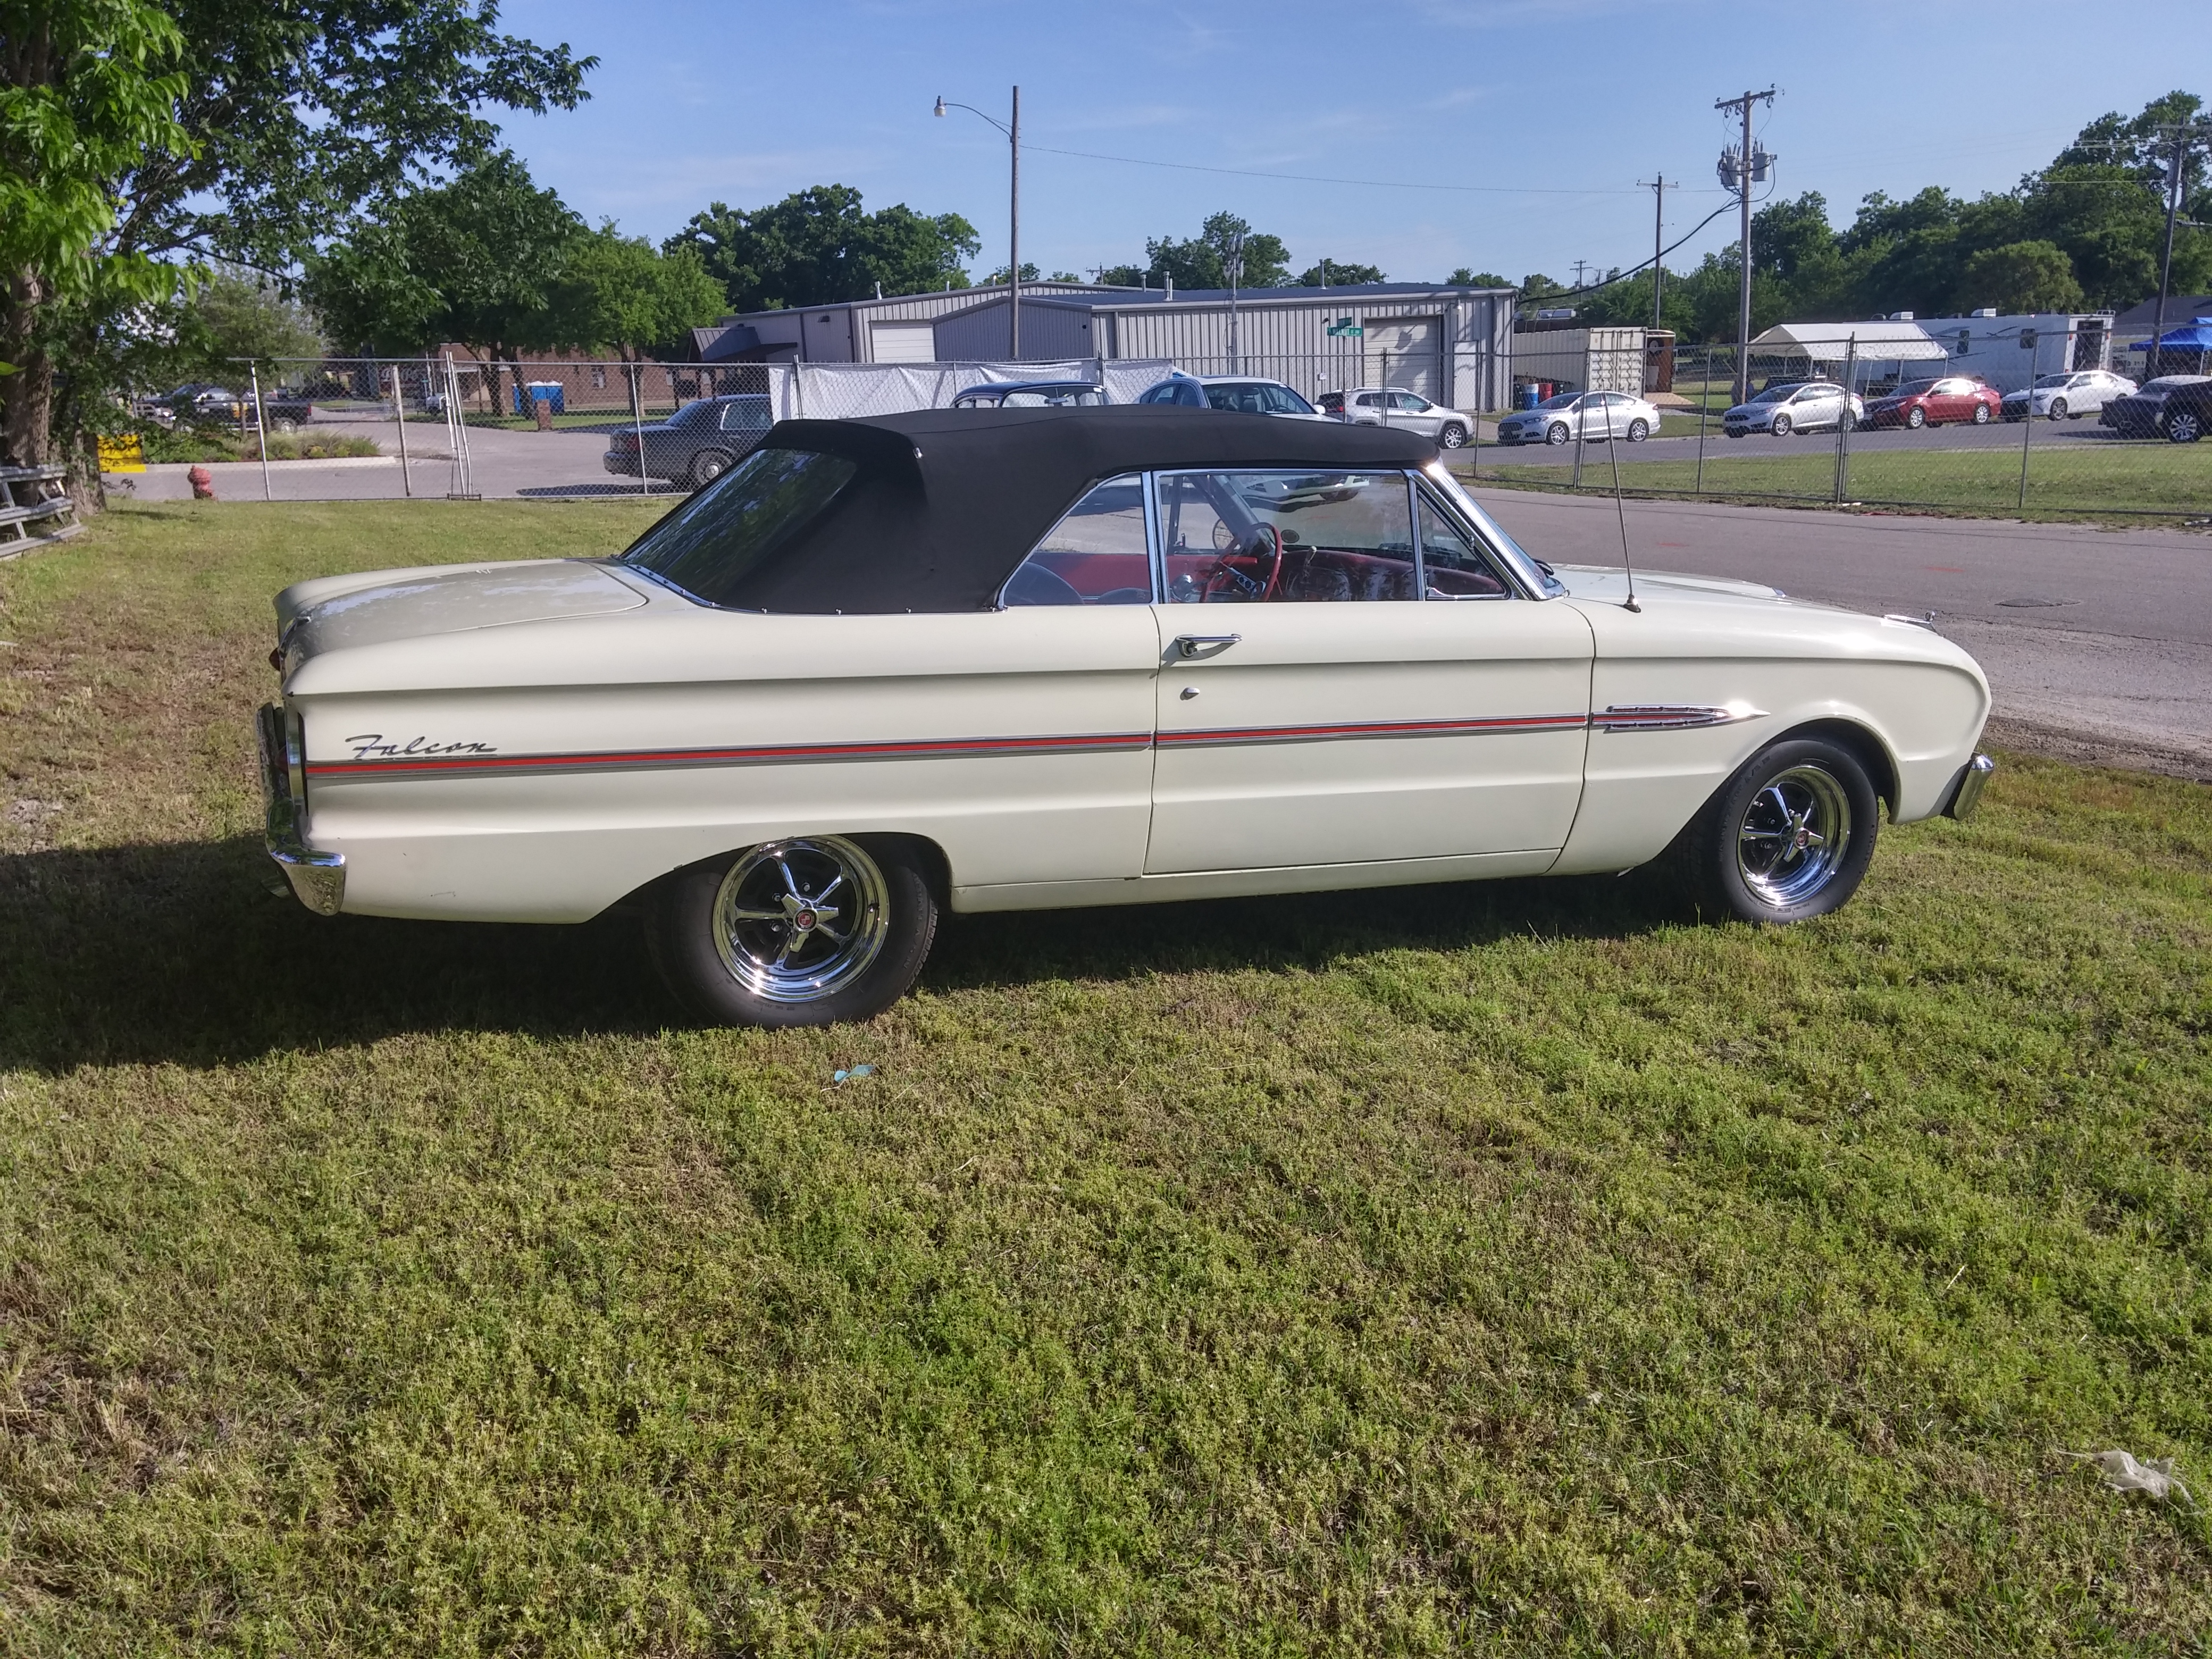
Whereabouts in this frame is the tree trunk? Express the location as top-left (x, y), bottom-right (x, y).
top-left (0, 266), bottom-right (54, 468)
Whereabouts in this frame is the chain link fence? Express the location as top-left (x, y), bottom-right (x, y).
top-left (97, 342), bottom-right (2207, 520)
top-left (1457, 339), bottom-right (2210, 520)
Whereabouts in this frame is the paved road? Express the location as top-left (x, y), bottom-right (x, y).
top-left (1471, 487), bottom-right (2212, 778)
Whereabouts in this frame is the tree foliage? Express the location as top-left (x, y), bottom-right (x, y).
top-left (187, 265), bottom-right (327, 381)
top-left (1, 0), bottom-right (591, 476)
top-left (1569, 90), bottom-right (2211, 342)
top-left (1103, 212), bottom-right (1293, 291)
top-left (1298, 259), bottom-right (1385, 287)
top-left (667, 186), bottom-right (979, 313)
top-left (554, 228), bottom-right (726, 361)
top-left (0, 0), bottom-right (195, 468)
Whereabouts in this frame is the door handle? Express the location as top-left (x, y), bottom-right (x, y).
top-left (1174, 633), bottom-right (1241, 659)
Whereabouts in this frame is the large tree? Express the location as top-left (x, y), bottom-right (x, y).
top-left (304, 152), bottom-right (582, 405)
top-left (1102, 212), bottom-right (1292, 291)
top-left (554, 227), bottom-right (727, 361)
top-left (668, 186), bottom-right (979, 313)
top-left (1, 0), bottom-right (591, 477)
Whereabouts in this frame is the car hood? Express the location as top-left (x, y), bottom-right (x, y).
top-left (276, 558), bottom-right (648, 666)
top-left (1723, 404), bottom-right (1774, 420)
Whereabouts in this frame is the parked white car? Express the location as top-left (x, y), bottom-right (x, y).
top-left (2000, 369), bottom-right (2136, 422)
top-left (1494, 391), bottom-right (1662, 446)
top-left (1722, 380), bottom-right (1866, 437)
top-left (1320, 388), bottom-right (1472, 448)
top-left (259, 407), bottom-right (1993, 1027)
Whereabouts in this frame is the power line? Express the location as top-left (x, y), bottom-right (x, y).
top-left (1017, 140), bottom-right (1660, 197)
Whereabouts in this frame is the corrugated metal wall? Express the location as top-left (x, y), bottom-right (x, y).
top-left (932, 300), bottom-right (1099, 363)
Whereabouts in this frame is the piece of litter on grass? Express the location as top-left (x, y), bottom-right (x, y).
top-left (832, 1065), bottom-right (875, 1084)
top-left (2064, 1449), bottom-right (2193, 1505)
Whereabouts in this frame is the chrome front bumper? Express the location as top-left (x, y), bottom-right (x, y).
top-left (255, 701), bottom-right (346, 915)
top-left (1942, 752), bottom-right (1996, 822)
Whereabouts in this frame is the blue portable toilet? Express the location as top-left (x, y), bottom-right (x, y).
top-left (514, 381), bottom-right (566, 415)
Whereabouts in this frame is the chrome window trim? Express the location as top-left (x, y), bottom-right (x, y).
top-left (1411, 477), bottom-right (1514, 602)
top-left (1418, 462), bottom-right (1552, 599)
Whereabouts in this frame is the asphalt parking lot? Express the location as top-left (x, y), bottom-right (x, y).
top-left (1472, 487), bottom-right (2212, 778)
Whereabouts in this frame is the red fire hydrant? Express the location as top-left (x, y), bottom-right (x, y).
top-left (187, 464), bottom-right (216, 500)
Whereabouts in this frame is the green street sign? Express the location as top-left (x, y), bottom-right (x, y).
top-left (1326, 317), bottom-right (1363, 338)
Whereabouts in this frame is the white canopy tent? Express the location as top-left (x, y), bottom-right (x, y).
top-left (1748, 320), bottom-right (1946, 365)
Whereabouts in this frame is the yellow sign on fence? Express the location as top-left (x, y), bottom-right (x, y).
top-left (97, 434), bottom-right (146, 473)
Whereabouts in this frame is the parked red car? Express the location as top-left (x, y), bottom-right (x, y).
top-left (1859, 375), bottom-right (2002, 430)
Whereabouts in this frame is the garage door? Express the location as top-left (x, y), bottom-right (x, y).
top-left (1363, 316), bottom-right (1441, 400)
top-left (870, 322), bottom-right (938, 364)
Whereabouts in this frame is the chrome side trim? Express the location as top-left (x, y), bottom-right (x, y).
top-left (256, 702), bottom-right (346, 916)
top-left (1592, 701), bottom-right (1767, 733)
top-left (1885, 611), bottom-right (1939, 631)
top-left (1942, 752), bottom-right (1996, 822)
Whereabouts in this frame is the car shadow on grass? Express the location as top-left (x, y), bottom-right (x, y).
top-left (0, 836), bottom-right (1699, 1071)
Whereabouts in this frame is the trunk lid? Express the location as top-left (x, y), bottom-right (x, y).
top-left (277, 559), bottom-right (647, 664)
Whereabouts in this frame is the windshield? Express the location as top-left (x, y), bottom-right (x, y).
top-left (1892, 380), bottom-right (1938, 398)
top-left (1749, 385), bottom-right (1798, 404)
top-left (2144, 376), bottom-right (2210, 390)
top-left (2033, 374), bottom-right (2072, 389)
top-left (1536, 393), bottom-right (1579, 410)
top-left (620, 446), bottom-right (859, 607)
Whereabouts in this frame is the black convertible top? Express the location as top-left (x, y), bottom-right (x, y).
top-left (627, 405), bottom-right (1438, 615)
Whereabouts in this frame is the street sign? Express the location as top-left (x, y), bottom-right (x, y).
top-left (1325, 317), bottom-right (1363, 338)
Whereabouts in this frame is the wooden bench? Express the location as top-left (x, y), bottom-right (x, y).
top-left (0, 464), bottom-right (80, 556)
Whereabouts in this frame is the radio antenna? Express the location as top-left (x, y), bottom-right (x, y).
top-left (1606, 414), bottom-right (1641, 612)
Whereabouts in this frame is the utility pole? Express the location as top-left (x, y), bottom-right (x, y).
top-left (1639, 177), bottom-right (1668, 328)
top-left (1009, 85), bottom-right (1021, 359)
top-left (1227, 230), bottom-right (1245, 373)
top-left (1571, 258), bottom-right (1594, 290)
top-left (1715, 87), bottom-right (1777, 401)
top-left (2148, 117), bottom-right (2210, 379)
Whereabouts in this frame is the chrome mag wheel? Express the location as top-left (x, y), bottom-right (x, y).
top-left (711, 836), bottom-right (889, 1003)
top-left (1736, 765), bottom-right (1853, 907)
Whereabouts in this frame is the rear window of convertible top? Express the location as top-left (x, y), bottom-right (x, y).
top-left (619, 446), bottom-right (858, 608)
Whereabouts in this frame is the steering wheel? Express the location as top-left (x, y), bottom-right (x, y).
top-left (1201, 524), bottom-right (1284, 603)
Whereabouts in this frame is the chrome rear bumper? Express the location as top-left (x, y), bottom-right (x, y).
top-left (1942, 752), bottom-right (1996, 822)
top-left (255, 701), bottom-right (346, 915)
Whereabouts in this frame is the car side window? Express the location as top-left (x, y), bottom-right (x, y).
top-left (1389, 391), bottom-right (1427, 412)
top-left (1159, 470), bottom-right (1416, 604)
top-left (720, 402), bottom-right (762, 431)
top-left (1416, 492), bottom-right (1509, 599)
top-left (1001, 474), bottom-right (1154, 607)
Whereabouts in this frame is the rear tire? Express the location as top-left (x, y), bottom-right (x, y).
top-left (1625, 418), bottom-right (1650, 442)
top-left (647, 835), bottom-right (938, 1027)
top-left (2168, 409), bottom-right (2203, 443)
top-left (690, 449), bottom-right (733, 489)
top-left (1677, 736), bottom-right (1879, 924)
top-left (1972, 403), bottom-right (1991, 424)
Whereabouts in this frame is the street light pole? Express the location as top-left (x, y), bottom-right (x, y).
top-left (934, 87), bottom-right (1024, 359)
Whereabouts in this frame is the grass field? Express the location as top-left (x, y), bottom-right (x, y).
top-left (1464, 440), bottom-right (2212, 521)
top-left (3, 502), bottom-right (2209, 1655)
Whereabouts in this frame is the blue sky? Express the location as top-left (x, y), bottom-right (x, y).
top-left (499, 0), bottom-right (2203, 290)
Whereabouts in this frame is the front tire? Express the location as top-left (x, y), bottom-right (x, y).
top-left (1545, 422), bottom-right (1571, 447)
top-left (1770, 413), bottom-right (1792, 437)
top-left (1438, 422), bottom-right (1468, 449)
top-left (1905, 406), bottom-right (1926, 430)
top-left (2048, 397), bottom-right (2067, 421)
top-left (647, 835), bottom-right (939, 1027)
top-left (1679, 737), bottom-right (1879, 924)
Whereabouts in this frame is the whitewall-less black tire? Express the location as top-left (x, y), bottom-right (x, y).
top-left (1681, 737), bottom-right (1880, 924)
top-left (647, 835), bottom-right (939, 1026)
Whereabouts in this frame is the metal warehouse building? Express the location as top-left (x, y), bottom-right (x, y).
top-left (700, 280), bottom-right (1518, 413)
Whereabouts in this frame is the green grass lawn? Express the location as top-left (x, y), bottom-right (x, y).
top-left (1462, 440), bottom-right (2212, 521)
top-left (3, 503), bottom-right (2209, 1654)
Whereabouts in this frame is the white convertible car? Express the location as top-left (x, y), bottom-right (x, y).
top-left (258, 407), bottom-right (1994, 1026)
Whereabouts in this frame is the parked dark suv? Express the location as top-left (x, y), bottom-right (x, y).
top-left (603, 395), bottom-right (774, 488)
top-left (2099, 375), bottom-right (2212, 441)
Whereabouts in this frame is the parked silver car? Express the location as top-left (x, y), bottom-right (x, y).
top-left (1721, 380), bottom-right (1864, 438)
top-left (951, 379), bottom-right (1108, 409)
top-left (1318, 387), bottom-right (1473, 448)
top-left (2000, 369), bottom-right (2136, 422)
top-left (1136, 374), bottom-right (1329, 419)
top-left (1494, 390), bottom-right (1661, 446)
